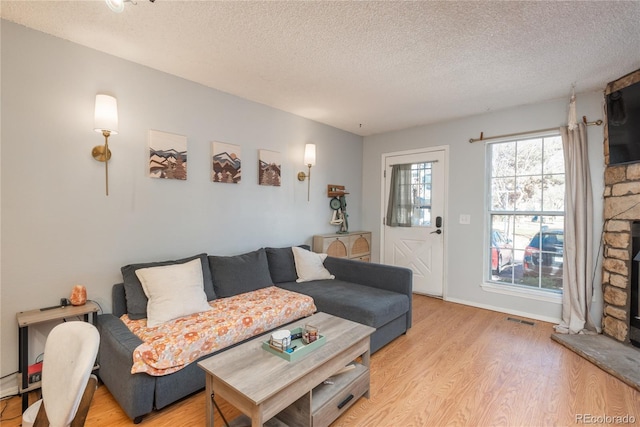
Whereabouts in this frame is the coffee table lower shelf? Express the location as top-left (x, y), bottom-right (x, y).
top-left (227, 363), bottom-right (369, 427)
top-left (310, 363), bottom-right (369, 427)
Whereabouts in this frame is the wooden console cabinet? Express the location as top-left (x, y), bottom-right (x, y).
top-left (312, 231), bottom-right (371, 262)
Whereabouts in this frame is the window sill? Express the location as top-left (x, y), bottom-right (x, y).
top-left (481, 281), bottom-right (562, 304)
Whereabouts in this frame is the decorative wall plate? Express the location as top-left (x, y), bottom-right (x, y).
top-left (330, 197), bottom-right (342, 210)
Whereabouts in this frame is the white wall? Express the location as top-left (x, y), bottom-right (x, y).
top-left (0, 21), bottom-right (363, 387)
top-left (363, 92), bottom-right (606, 324)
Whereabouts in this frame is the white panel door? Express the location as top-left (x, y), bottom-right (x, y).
top-left (383, 149), bottom-right (446, 296)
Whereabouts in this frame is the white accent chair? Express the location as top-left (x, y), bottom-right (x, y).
top-left (22, 321), bottom-right (100, 427)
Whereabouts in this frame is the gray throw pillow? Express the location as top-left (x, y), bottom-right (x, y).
top-left (208, 248), bottom-right (273, 297)
top-left (121, 253), bottom-right (215, 320)
top-left (265, 247), bottom-right (298, 283)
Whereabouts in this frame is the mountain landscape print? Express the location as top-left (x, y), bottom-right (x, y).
top-left (148, 130), bottom-right (187, 180)
top-left (258, 149), bottom-right (281, 187)
top-left (212, 142), bottom-right (241, 183)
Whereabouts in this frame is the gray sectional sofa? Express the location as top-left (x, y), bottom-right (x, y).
top-left (97, 246), bottom-right (412, 423)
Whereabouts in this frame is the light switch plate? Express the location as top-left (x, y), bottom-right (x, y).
top-left (459, 214), bottom-right (471, 225)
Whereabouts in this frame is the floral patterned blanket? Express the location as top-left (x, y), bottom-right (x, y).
top-left (122, 286), bottom-right (316, 376)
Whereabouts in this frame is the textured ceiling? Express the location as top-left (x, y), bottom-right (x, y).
top-left (2, 1), bottom-right (640, 136)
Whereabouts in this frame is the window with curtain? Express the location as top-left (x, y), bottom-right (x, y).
top-left (386, 162), bottom-right (433, 227)
top-left (486, 132), bottom-right (565, 293)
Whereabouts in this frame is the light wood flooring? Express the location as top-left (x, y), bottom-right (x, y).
top-left (2, 295), bottom-right (639, 426)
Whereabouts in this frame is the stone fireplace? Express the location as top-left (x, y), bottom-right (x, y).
top-left (601, 69), bottom-right (640, 346)
top-left (602, 163), bottom-right (640, 345)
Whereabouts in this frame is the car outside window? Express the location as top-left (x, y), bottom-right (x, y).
top-left (486, 132), bottom-right (564, 293)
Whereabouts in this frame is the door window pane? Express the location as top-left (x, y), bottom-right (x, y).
top-left (410, 162), bottom-right (432, 226)
top-left (386, 161), bottom-right (434, 227)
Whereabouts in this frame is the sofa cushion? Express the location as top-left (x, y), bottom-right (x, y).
top-left (135, 258), bottom-right (212, 327)
top-left (292, 247), bottom-right (335, 282)
top-left (265, 247), bottom-right (297, 283)
top-left (121, 253), bottom-right (215, 320)
top-left (277, 280), bottom-right (409, 329)
top-left (208, 248), bottom-right (273, 297)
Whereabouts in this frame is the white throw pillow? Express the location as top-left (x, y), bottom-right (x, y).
top-left (135, 258), bottom-right (211, 327)
top-left (292, 247), bottom-right (335, 283)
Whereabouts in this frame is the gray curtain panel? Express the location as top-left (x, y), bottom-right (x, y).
top-left (386, 163), bottom-right (413, 227)
top-left (556, 122), bottom-right (597, 334)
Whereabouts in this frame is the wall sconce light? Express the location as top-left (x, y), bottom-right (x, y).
top-left (92, 94), bottom-right (119, 196)
top-left (297, 144), bottom-right (316, 201)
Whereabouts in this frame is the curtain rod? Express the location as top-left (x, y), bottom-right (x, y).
top-left (468, 116), bottom-right (603, 143)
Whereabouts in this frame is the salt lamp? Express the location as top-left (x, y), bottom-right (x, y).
top-left (70, 285), bottom-right (87, 306)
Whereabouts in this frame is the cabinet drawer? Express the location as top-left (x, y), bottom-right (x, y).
top-left (323, 237), bottom-right (349, 258)
top-left (312, 367), bottom-right (369, 427)
top-left (349, 233), bottom-right (371, 258)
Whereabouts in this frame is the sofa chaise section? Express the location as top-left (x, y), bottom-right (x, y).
top-left (271, 252), bottom-right (412, 353)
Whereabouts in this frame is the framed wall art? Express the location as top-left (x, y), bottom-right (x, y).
top-left (258, 149), bottom-right (281, 186)
top-left (212, 142), bottom-right (242, 184)
top-left (148, 130), bottom-right (187, 180)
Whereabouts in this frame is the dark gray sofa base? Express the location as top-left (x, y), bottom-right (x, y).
top-left (97, 250), bottom-right (412, 422)
top-left (370, 314), bottom-right (409, 353)
top-left (98, 313), bottom-right (154, 422)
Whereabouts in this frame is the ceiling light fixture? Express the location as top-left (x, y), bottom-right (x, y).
top-left (105, 0), bottom-right (154, 13)
top-left (105, 0), bottom-right (126, 13)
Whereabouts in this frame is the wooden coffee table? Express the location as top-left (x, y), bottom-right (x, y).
top-left (198, 312), bottom-right (375, 427)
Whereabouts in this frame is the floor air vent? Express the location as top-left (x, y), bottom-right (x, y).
top-left (506, 317), bottom-right (535, 326)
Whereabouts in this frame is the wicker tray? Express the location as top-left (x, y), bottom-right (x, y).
top-left (262, 327), bottom-right (326, 362)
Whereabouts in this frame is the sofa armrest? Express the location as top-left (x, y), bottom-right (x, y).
top-left (98, 313), bottom-right (144, 354)
top-left (97, 313), bottom-right (155, 420)
top-left (112, 283), bottom-right (127, 318)
top-left (323, 257), bottom-right (413, 328)
top-left (323, 257), bottom-right (412, 294)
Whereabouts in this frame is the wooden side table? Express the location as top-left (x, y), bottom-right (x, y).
top-left (16, 301), bottom-right (100, 411)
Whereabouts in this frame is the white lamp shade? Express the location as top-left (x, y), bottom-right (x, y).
top-left (304, 144), bottom-right (316, 166)
top-left (94, 94), bottom-right (119, 134)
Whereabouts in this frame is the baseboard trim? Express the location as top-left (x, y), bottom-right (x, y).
top-left (445, 296), bottom-right (562, 324)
